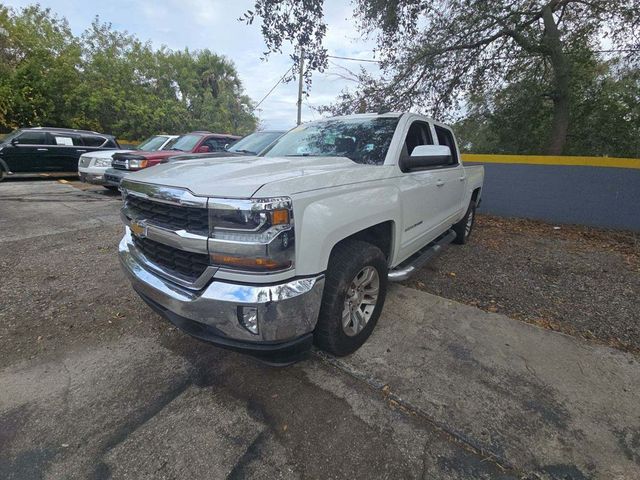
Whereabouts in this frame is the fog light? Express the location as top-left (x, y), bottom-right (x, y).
top-left (238, 306), bottom-right (259, 335)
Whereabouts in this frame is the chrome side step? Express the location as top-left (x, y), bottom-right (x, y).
top-left (388, 229), bottom-right (457, 282)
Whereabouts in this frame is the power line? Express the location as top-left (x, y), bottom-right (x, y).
top-left (327, 48), bottom-right (639, 65)
top-left (254, 64), bottom-right (294, 111)
top-left (327, 54), bottom-right (381, 63)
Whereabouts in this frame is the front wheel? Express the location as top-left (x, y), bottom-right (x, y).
top-left (314, 240), bottom-right (388, 356)
top-left (452, 199), bottom-right (477, 245)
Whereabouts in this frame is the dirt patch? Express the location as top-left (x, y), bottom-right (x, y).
top-left (404, 215), bottom-right (640, 355)
top-left (0, 225), bottom-right (173, 368)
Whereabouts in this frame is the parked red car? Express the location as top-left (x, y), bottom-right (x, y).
top-left (103, 131), bottom-right (241, 187)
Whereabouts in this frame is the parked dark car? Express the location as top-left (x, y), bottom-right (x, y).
top-left (103, 131), bottom-right (241, 187)
top-left (0, 127), bottom-right (120, 181)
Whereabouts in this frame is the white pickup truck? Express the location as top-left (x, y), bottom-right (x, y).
top-left (118, 113), bottom-right (484, 362)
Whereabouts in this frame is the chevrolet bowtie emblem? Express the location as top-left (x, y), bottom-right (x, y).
top-left (130, 220), bottom-right (147, 238)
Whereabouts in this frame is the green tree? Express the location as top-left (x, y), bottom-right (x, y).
top-left (0, 5), bottom-right (257, 139)
top-left (0, 5), bottom-right (81, 129)
top-left (455, 56), bottom-right (640, 158)
top-left (244, 0), bottom-right (639, 154)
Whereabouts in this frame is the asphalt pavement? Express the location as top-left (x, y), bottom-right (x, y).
top-left (0, 180), bottom-right (638, 480)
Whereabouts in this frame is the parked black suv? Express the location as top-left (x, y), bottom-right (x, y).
top-left (0, 127), bottom-right (120, 181)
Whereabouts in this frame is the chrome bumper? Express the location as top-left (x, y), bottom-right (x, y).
top-left (79, 172), bottom-right (106, 185)
top-left (119, 232), bottom-right (325, 344)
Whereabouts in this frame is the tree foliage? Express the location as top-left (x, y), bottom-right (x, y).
top-left (455, 58), bottom-right (640, 158)
top-left (0, 5), bottom-right (257, 139)
top-left (246, 0), bottom-right (639, 155)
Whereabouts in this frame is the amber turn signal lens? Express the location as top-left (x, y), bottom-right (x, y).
top-left (210, 254), bottom-right (291, 271)
top-left (271, 209), bottom-right (289, 225)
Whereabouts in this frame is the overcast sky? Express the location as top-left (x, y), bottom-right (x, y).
top-left (8, 0), bottom-right (381, 130)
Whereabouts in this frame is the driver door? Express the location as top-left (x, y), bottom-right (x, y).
top-left (3, 131), bottom-right (53, 173)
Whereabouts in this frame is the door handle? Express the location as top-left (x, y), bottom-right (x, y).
top-left (459, 176), bottom-right (466, 181)
top-left (436, 180), bottom-right (445, 187)
top-left (77, 149), bottom-right (87, 152)
top-left (37, 148), bottom-right (49, 151)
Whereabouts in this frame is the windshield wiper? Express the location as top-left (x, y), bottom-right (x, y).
top-left (284, 153), bottom-right (312, 157)
top-left (231, 149), bottom-right (256, 154)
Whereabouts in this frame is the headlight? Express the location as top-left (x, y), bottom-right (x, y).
top-left (94, 158), bottom-right (113, 168)
top-left (208, 197), bottom-right (294, 272)
top-left (127, 159), bottom-right (148, 170)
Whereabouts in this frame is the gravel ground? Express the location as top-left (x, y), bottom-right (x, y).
top-left (404, 214), bottom-right (640, 355)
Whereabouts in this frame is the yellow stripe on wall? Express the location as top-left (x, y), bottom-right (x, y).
top-left (462, 154), bottom-right (640, 170)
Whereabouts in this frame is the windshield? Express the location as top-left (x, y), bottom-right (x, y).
top-left (228, 131), bottom-right (284, 155)
top-left (167, 134), bottom-right (201, 152)
top-left (262, 117), bottom-right (399, 165)
top-left (136, 135), bottom-right (170, 151)
top-left (2, 130), bottom-right (22, 144)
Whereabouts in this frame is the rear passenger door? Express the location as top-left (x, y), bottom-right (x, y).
top-left (433, 125), bottom-right (466, 225)
top-left (50, 133), bottom-right (84, 171)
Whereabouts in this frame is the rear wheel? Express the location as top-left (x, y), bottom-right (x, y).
top-left (452, 199), bottom-right (476, 244)
top-left (314, 239), bottom-right (388, 356)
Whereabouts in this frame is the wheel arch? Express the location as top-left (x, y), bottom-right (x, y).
top-left (330, 220), bottom-right (395, 263)
top-left (294, 185), bottom-right (402, 275)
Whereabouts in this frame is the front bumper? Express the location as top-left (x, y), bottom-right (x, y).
top-left (104, 168), bottom-right (129, 187)
top-left (78, 166), bottom-right (108, 185)
top-left (118, 231), bottom-right (325, 359)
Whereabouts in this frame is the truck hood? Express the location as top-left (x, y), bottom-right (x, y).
top-left (124, 155), bottom-right (394, 198)
top-left (82, 149), bottom-right (134, 159)
top-left (114, 150), bottom-right (179, 161)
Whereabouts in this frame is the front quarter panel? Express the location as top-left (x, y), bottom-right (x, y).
top-left (293, 183), bottom-right (401, 275)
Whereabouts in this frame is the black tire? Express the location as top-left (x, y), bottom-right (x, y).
top-left (314, 239), bottom-right (388, 356)
top-left (452, 199), bottom-right (477, 245)
top-left (0, 159), bottom-right (8, 182)
top-left (104, 185), bottom-right (119, 192)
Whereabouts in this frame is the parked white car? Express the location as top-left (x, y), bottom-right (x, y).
top-left (117, 113), bottom-right (484, 363)
top-left (78, 134), bottom-right (178, 189)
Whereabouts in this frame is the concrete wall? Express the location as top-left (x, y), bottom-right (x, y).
top-left (463, 157), bottom-right (640, 232)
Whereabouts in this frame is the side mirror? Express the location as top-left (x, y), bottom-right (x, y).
top-left (10, 138), bottom-right (19, 146)
top-left (401, 145), bottom-right (451, 172)
top-left (195, 145), bottom-right (210, 153)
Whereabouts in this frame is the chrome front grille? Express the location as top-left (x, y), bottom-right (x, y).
top-left (125, 195), bottom-right (209, 235)
top-left (112, 158), bottom-right (129, 170)
top-left (132, 235), bottom-right (209, 281)
top-left (121, 182), bottom-right (213, 284)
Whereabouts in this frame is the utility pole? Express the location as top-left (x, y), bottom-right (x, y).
top-left (296, 46), bottom-right (304, 125)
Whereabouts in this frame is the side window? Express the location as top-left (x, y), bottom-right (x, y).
top-left (16, 131), bottom-right (49, 145)
top-left (403, 121), bottom-right (433, 156)
top-left (203, 138), bottom-right (227, 151)
top-left (434, 125), bottom-right (458, 165)
top-left (82, 135), bottom-right (106, 147)
top-left (54, 135), bottom-right (75, 146)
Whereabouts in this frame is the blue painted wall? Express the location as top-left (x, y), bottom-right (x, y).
top-left (467, 162), bottom-right (640, 231)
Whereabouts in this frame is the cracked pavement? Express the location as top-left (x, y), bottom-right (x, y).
top-left (1, 180), bottom-right (639, 479)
